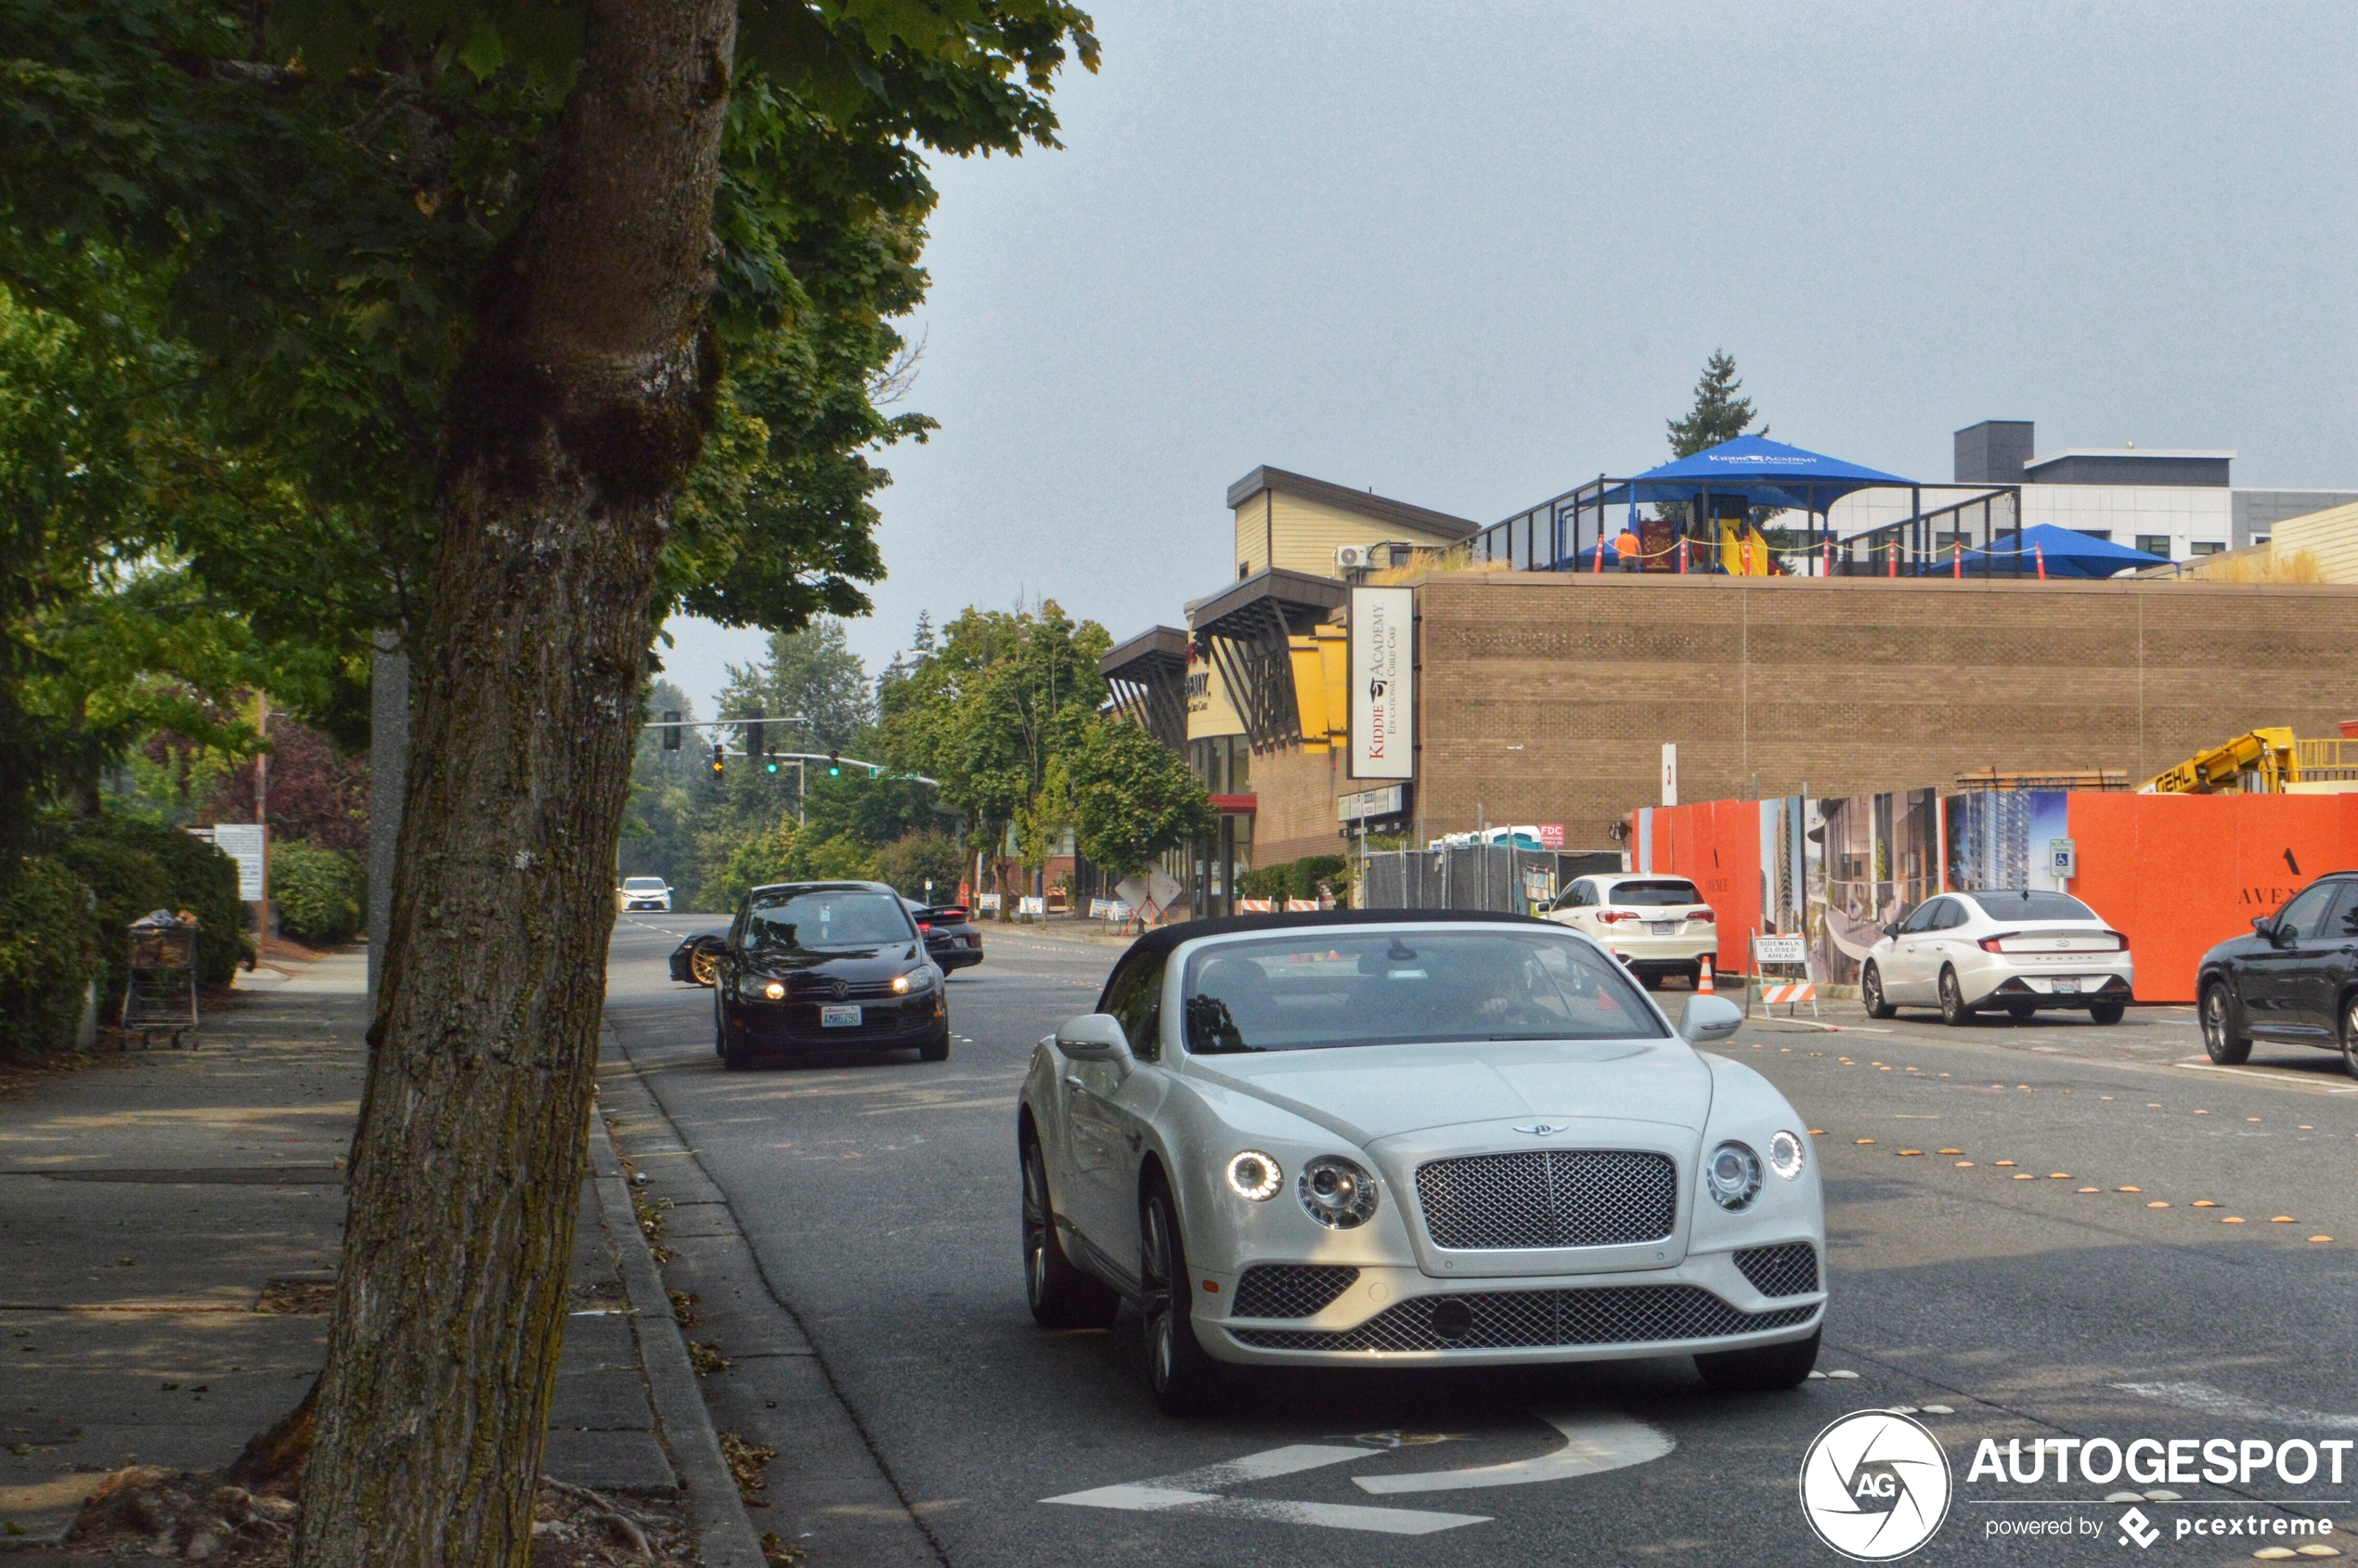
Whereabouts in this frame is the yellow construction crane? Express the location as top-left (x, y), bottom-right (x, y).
top-left (2137, 727), bottom-right (2300, 795)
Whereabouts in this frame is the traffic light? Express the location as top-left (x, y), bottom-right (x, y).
top-left (661, 710), bottom-right (681, 751)
top-left (764, 751), bottom-right (780, 774)
top-left (743, 706), bottom-right (765, 759)
top-left (709, 743), bottom-right (725, 777)
top-left (827, 750), bottom-right (841, 776)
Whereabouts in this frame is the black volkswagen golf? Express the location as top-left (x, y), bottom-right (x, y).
top-left (2196, 869), bottom-right (2358, 1074)
top-left (714, 881), bottom-right (949, 1069)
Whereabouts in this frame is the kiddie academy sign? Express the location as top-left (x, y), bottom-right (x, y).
top-left (1349, 586), bottom-right (1413, 781)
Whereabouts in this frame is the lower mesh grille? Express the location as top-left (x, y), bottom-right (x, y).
top-left (1231, 1264), bottom-right (1360, 1318)
top-left (1227, 1286), bottom-right (1816, 1352)
top-left (1732, 1242), bottom-right (1819, 1298)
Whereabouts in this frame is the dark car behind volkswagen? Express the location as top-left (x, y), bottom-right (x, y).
top-left (714, 882), bottom-right (949, 1069)
top-left (2196, 870), bottom-right (2358, 1074)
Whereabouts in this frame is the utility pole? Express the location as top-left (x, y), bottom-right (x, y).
top-left (254, 692), bottom-right (271, 946)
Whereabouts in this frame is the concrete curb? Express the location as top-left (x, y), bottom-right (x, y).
top-left (588, 1107), bottom-right (767, 1568)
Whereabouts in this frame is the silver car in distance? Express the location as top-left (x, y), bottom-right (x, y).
top-left (1017, 912), bottom-right (1825, 1414)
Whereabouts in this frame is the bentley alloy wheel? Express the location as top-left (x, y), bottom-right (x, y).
top-left (1139, 1185), bottom-right (1221, 1414)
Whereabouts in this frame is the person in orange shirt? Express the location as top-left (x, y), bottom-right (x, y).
top-left (1613, 524), bottom-right (1643, 571)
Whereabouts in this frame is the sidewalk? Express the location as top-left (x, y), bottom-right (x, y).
top-left (0, 951), bottom-right (756, 1563)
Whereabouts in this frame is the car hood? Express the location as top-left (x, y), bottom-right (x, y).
top-left (1181, 1037), bottom-right (1714, 1147)
top-left (740, 946), bottom-right (918, 978)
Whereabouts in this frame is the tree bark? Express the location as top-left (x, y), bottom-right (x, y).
top-left (295, 3), bottom-right (736, 1563)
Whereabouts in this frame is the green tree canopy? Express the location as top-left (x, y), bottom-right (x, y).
top-left (1666, 348), bottom-right (1765, 459)
top-left (1065, 714), bottom-right (1215, 883)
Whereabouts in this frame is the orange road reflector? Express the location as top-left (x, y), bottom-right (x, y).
top-left (1938, 1148), bottom-right (1963, 1155)
top-left (2078, 1187), bottom-right (2100, 1194)
top-left (2194, 1200), bottom-right (2218, 1208)
top-left (1994, 1160), bottom-right (2016, 1167)
top-left (1898, 1149), bottom-right (1923, 1157)
top-left (2049, 1173), bottom-right (2071, 1179)
top-left (1808, 1129), bottom-right (1825, 1135)
top-left (2222, 1216), bottom-right (2246, 1224)
top-left (2119, 1186), bottom-right (2142, 1193)
top-left (2311, 1236), bottom-right (2333, 1243)
top-left (1856, 1138), bottom-right (1875, 1145)
top-left (2148, 1201), bottom-right (2170, 1208)
top-left (2014, 1173), bottom-right (2035, 1180)
top-left (2271, 1216), bottom-right (2297, 1224)
top-left (1955, 1160), bottom-right (1975, 1167)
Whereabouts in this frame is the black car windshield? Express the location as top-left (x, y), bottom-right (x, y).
top-left (744, 889), bottom-right (913, 952)
top-left (1180, 928), bottom-right (1668, 1054)
top-left (1967, 890), bottom-right (2097, 922)
top-left (1606, 880), bottom-right (1701, 907)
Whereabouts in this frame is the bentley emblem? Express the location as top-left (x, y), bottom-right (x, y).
top-left (1512, 1122), bottom-right (1569, 1136)
top-left (829, 978), bottom-right (848, 1000)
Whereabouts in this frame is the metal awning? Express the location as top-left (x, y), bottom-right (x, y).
top-left (1187, 570), bottom-right (1348, 754)
top-left (1098, 626), bottom-right (1190, 752)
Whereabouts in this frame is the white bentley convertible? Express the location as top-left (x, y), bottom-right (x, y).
top-left (1018, 912), bottom-right (1825, 1413)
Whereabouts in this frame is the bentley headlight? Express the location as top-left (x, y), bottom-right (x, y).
top-left (762, 980), bottom-right (786, 1001)
top-left (1705, 1141), bottom-right (1763, 1211)
top-left (1225, 1151), bottom-right (1282, 1202)
top-left (1297, 1155), bottom-right (1380, 1229)
top-left (1768, 1129), bottom-right (1807, 1181)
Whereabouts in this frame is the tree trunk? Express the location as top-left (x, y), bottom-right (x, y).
top-left (294, 3), bottom-right (736, 1563)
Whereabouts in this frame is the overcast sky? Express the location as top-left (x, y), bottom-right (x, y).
top-left (659, 1), bottom-right (2357, 713)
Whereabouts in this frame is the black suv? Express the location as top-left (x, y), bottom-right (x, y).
top-left (2196, 870), bottom-right (2358, 1074)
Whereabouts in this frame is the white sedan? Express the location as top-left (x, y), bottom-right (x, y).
top-left (1859, 889), bottom-right (2133, 1026)
top-left (1017, 913), bottom-right (1825, 1414)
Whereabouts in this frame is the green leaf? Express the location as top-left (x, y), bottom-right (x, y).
top-left (457, 17), bottom-right (508, 81)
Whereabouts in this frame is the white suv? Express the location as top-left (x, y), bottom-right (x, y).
top-left (1543, 874), bottom-right (1717, 989)
top-left (615, 876), bottom-right (673, 913)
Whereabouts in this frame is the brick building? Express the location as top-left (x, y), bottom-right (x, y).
top-left (1104, 467), bottom-right (2358, 919)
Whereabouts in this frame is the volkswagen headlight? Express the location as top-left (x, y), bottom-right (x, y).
top-left (1297, 1155), bottom-right (1380, 1229)
top-left (893, 969), bottom-right (933, 995)
top-left (1225, 1151), bottom-right (1282, 1202)
top-left (1768, 1129), bottom-right (1807, 1181)
top-left (1705, 1141), bottom-right (1763, 1211)
top-left (762, 980), bottom-right (786, 1001)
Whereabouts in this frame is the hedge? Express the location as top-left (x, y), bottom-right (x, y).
top-left (55, 816), bottom-right (247, 1001)
top-left (1236, 854), bottom-right (1349, 902)
top-left (0, 857), bottom-right (106, 1055)
top-left (273, 841), bottom-right (367, 946)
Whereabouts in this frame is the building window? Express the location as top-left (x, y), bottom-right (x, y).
top-left (2190, 540), bottom-right (2224, 556)
top-left (1238, 561), bottom-right (1250, 580)
top-left (2135, 535), bottom-right (2172, 558)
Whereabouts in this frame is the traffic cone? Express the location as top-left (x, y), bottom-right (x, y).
top-left (1698, 956), bottom-right (1715, 993)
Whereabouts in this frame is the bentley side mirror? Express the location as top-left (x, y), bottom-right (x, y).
top-left (1678, 993), bottom-right (1744, 1046)
top-left (1882, 922), bottom-right (1901, 940)
top-left (1056, 1013), bottom-right (1133, 1066)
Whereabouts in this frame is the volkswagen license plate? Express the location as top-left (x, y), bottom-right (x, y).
top-left (1649, 920), bottom-right (1676, 935)
top-left (2053, 978), bottom-right (2079, 995)
top-left (821, 1004), bottom-right (862, 1028)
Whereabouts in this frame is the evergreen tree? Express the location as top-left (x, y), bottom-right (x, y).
top-left (1666, 350), bottom-right (1766, 458)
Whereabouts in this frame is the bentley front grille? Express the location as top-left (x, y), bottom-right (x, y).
top-left (1227, 1285), bottom-right (1815, 1353)
top-left (1415, 1150), bottom-right (1677, 1251)
top-left (1732, 1241), bottom-right (1819, 1298)
top-left (1231, 1264), bottom-right (1361, 1319)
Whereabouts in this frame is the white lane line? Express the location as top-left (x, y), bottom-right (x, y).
top-left (2172, 1059), bottom-right (2358, 1093)
top-left (1354, 1409), bottom-right (1673, 1495)
top-left (2115, 1380), bottom-right (2358, 1432)
top-left (1151, 1444), bottom-right (1370, 1490)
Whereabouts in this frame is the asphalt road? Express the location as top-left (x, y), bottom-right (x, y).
top-left (602, 914), bottom-right (2358, 1568)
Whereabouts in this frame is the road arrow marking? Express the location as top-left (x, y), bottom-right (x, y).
top-left (1354, 1409), bottom-right (1675, 1494)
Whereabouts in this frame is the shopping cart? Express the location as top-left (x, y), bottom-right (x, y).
top-left (123, 910), bottom-right (201, 1048)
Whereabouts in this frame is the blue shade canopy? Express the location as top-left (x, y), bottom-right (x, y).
top-left (1940, 522), bottom-right (2171, 578)
top-left (1601, 435), bottom-right (1917, 511)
